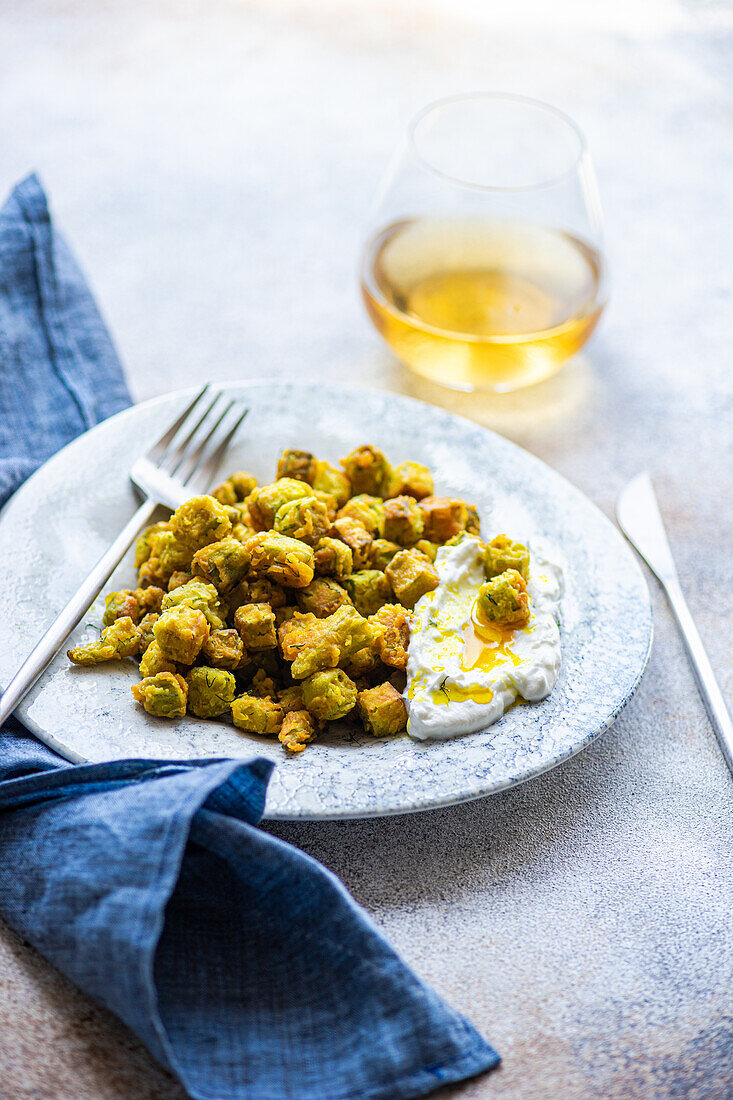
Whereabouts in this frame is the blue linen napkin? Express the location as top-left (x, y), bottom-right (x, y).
top-left (0, 175), bottom-right (499, 1100)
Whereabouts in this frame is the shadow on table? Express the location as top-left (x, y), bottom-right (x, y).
top-left (263, 682), bottom-right (648, 911)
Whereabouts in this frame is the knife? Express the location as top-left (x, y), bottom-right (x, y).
top-left (617, 472), bottom-right (733, 775)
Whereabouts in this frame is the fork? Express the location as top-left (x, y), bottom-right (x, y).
top-left (617, 472), bottom-right (733, 775)
top-left (0, 385), bottom-right (248, 730)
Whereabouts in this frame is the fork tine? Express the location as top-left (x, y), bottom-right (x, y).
top-left (186, 405), bottom-right (249, 491)
top-left (147, 384), bottom-right (210, 462)
top-left (175, 399), bottom-right (236, 485)
top-left (164, 392), bottom-right (226, 478)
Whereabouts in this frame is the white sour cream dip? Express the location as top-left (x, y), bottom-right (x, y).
top-left (406, 536), bottom-right (563, 742)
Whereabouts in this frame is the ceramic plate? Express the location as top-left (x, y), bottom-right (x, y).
top-left (0, 383), bottom-right (652, 819)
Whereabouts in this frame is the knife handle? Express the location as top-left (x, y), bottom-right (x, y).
top-left (665, 577), bottom-right (733, 774)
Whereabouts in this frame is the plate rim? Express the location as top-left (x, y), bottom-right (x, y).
top-left (1, 380), bottom-right (654, 819)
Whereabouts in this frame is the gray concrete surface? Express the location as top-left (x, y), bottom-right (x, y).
top-left (1, 0), bottom-right (732, 1097)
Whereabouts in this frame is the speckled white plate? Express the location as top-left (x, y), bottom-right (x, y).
top-left (0, 383), bottom-right (652, 820)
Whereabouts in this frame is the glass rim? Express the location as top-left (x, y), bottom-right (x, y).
top-left (407, 92), bottom-right (588, 194)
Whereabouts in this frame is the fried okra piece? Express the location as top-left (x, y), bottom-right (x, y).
top-left (465, 505), bottom-right (481, 536)
top-left (137, 613), bottom-right (159, 653)
top-left (418, 497), bottom-right (470, 544)
top-left (102, 590), bottom-right (139, 626)
top-left (202, 628), bottom-right (245, 670)
top-left (311, 460), bottom-right (351, 508)
top-left (341, 445), bottom-right (391, 497)
top-left (337, 495), bottom-right (386, 538)
top-left (68, 616), bottom-right (141, 665)
top-left (313, 536), bottom-right (353, 580)
top-left (368, 539), bottom-right (401, 571)
top-left (369, 604), bottom-right (411, 670)
top-left (295, 578), bottom-right (352, 618)
top-left (278, 710), bottom-right (318, 754)
top-left (383, 496), bottom-right (425, 546)
top-left (274, 496), bottom-right (330, 546)
top-left (246, 478), bottom-right (312, 530)
top-left (384, 461), bottom-right (434, 501)
top-left (211, 471), bottom-right (258, 506)
top-left (280, 605), bottom-right (373, 680)
top-left (278, 685), bottom-right (305, 713)
top-left (186, 667), bottom-right (237, 718)
top-left (139, 640), bottom-right (176, 677)
top-left (483, 534), bottom-right (530, 582)
top-left (276, 449), bottom-right (318, 484)
top-left (131, 672), bottom-right (187, 718)
top-left (386, 549), bottom-right (440, 609)
top-left (191, 537), bottom-right (251, 593)
top-left (331, 517), bottom-right (372, 570)
top-left (161, 579), bottom-right (227, 630)
top-left (344, 570), bottom-right (392, 617)
top-left (312, 491), bottom-right (338, 522)
top-left (135, 521), bottom-right (169, 569)
top-left (246, 531), bottom-right (315, 588)
top-left (167, 571), bottom-right (191, 592)
top-left (342, 645), bottom-right (380, 682)
top-left (415, 539), bottom-right (440, 563)
top-left (138, 530), bottom-right (194, 586)
top-left (227, 576), bottom-right (288, 613)
top-left (302, 668), bottom-right (358, 722)
top-left (476, 569), bottom-right (530, 628)
top-left (170, 495), bottom-right (232, 549)
top-left (250, 667), bottom-right (279, 698)
top-left (153, 606), bottom-right (209, 664)
top-left (357, 682), bottom-right (407, 737)
top-left (234, 603), bottom-right (277, 650)
top-left (231, 694), bottom-right (284, 737)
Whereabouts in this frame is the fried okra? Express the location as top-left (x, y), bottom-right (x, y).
top-left (139, 640), bottom-right (176, 678)
top-left (186, 667), bottom-right (237, 718)
top-left (191, 537), bottom-right (251, 593)
top-left (234, 602), bottom-right (277, 649)
top-left (356, 683), bottom-right (407, 737)
top-left (138, 530), bottom-right (194, 586)
top-left (483, 534), bottom-right (530, 582)
top-left (231, 694), bottom-right (284, 736)
top-left (227, 576), bottom-right (288, 613)
top-left (331, 517), bottom-right (372, 570)
top-left (418, 497), bottom-right (470, 544)
top-left (384, 461), bottom-right (433, 501)
top-left (202, 628), bottom-right (245, 669)
top-left (476, 569), bottom-right (530, 628)
top-left (131, 672), bottom-right (187, 718)
top-left (211, 471), bottom-right (258, 505)
top-left (295, 578), bottom-right (352, 618)
top-left (383, 496), bottom-right (424, 546)
top-left (337, 495), bottom-right (386, 538)
top-left (246, 531), bottom-right (315, 588)
top-left (278, 710), bottom-right (318, 754)
top-left (278, 685), bottom-right (305, 713)
top-left (368, 539), bottom-right (401, 571)
top-left (102, 590), bottom-right (139, 626)
top-left (279, 605), bottom-right (373, 679)
top-left (276, 449), bottom-right (318, 484)
top-left (135, 521), bottom-right (169, 569)
top-left (370, 604), bottom-right (410, 670)
top-left (311, 460), bottom-right (351, 507)
top-left (161, 579), bottom-right (227, 630)
top-left (170, 495), bottom-right (232, 549)
top-left (137, 613), bottom-right (159, 652)
top-left (246, 478), bottom-right (312, 530)
top-left (302, 669), bottom-right (358, 722)
top-left (153, 606), bottom-right (209, 664)
top-left (386, 549), bottom-right (440, 609)
top-left (68, 616), bottom-right (141, 665)
top-left (341, 445), bottom-right (391, 496)
top-left (274, 496), bottom-right (330, 545)
top-left (415, 539), bottom-right (439, 563)
top-left (344, 570), bottom-right (392, 617)
top-left (313, 536), bottom-right (353, 580)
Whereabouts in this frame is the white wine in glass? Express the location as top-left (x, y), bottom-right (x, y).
top-left (361, 94), bottom-right (607, 393)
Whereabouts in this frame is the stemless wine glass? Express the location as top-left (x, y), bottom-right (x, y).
top-left (360, 93), bottom-right (607, 393)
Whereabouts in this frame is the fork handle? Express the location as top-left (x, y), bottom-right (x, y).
top-left (664, 577), bottom-right (733, 774)
top-left (0, 498), bottom-right (160, 730)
